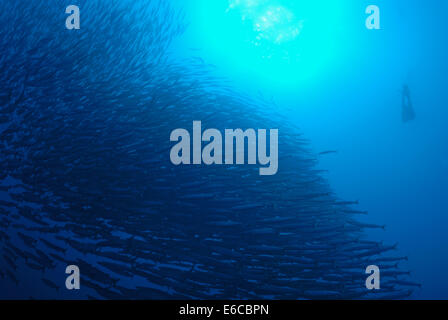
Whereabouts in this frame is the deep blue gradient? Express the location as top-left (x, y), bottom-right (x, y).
top-left (171, 0), bottom-right (448, 299)
top-left (0, 0), bottom-right (446, 300)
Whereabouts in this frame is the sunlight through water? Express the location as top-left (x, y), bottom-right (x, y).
top-left (176, 0), bottom-right (349, 92)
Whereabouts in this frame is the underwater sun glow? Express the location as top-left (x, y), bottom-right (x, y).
top-left (179, 0), bottom-right (348, 92)
top-left (228, 0), bottom-right (303, 45)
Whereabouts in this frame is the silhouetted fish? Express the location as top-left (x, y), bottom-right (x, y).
top-left (0, 0), bottom-right (418, 299)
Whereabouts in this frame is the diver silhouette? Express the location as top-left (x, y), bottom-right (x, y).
top-left (402, 84), bottom-right (416, 123)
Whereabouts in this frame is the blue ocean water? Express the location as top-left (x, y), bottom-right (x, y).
top-left (0, 0), bottom-right (446, 300)
top-left (171, 0), bottom-right (448, 299)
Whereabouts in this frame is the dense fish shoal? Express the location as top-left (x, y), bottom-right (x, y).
top-left (0, 0), bottom-right (416, 299)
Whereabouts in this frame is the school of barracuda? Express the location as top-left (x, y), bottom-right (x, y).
top-left (0, 0), bottom-right (419, 299)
